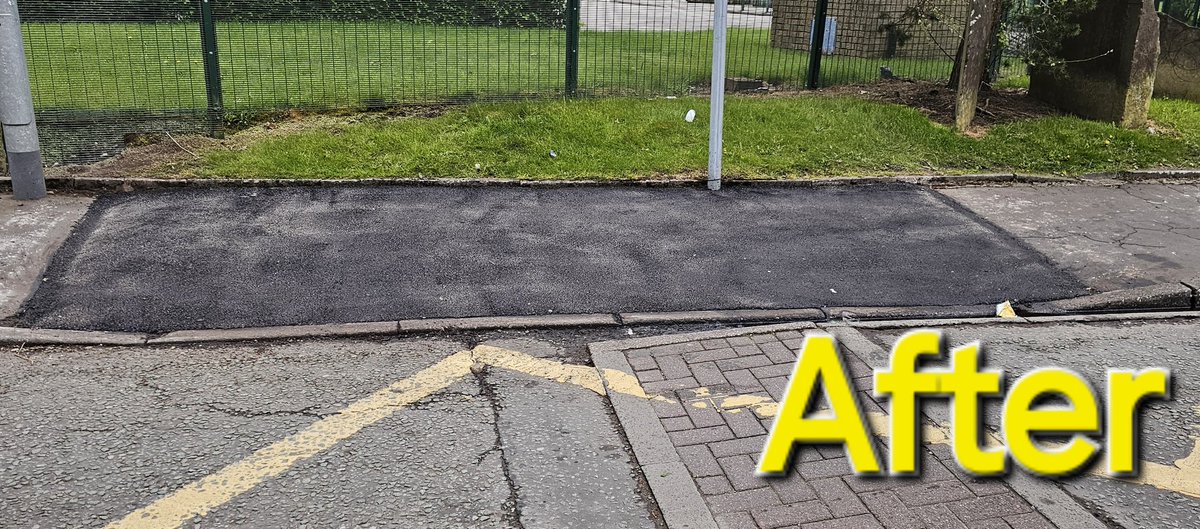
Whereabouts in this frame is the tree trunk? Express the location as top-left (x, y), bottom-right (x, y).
top-left (954, 0), bottom-right (1005, 131)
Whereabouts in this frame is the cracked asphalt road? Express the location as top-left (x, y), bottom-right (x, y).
top-left (941, 183), bottom-right (1200, 291)
top-left (0, 327), bottom-right (684, 529)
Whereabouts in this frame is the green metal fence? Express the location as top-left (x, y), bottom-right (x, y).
top-left (17, 0), bottom-right (984, 165)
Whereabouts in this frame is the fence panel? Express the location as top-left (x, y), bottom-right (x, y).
top-left (15, 0), bottom-right (981, 166)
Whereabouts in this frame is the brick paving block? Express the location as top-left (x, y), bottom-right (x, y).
top-left (714, 511), bottom-right (758, 529)
top-left (1003, 512), bottom-right (1055, 529)
top-left (710, 435), bottom-right (770, 458)
top-left (752, 500), bottom-right (834, 528)
top-left (853, 374), bottom-right (875, 392)
top-left (724, 409), bottom-right (768, 438)
top-left (627, 355), bottom-right (657, 371)
top-left (649, 397), bottom-right (687, 419)
top-left (891, 480), bottom-right (974, 507)
top-left (701, 339), bottom-right (731, 350)
top-left (707, 487), bottom-right (783, 514)
top-left (844, 354), bottom-right (874, 378)
top-left (801, 513), bottom-right (884, 529)
top-left (670, 425), bottom-right (735, 446)
top-left (636, 369), bottom-right (665, 382)
top-left (797, 457), bottom-right (855, 480)
top-left (660, 416), bottom-right (694, 432)
top-left (750, 363), bottom-right (796, 380)
top-left (719, 454), bottom-right (766, 491)
top-left (810, 477), bottom-right (868, 517)
top-left (687, 347), bottom-right (740, 363)
top-left (760, 376), bottom-right (790, 401)
top-left (775, 330), bottom-right (805, 340)
top-left (752, 333), bottom-right (781, 344)
top-left (912, 504), bottom-right (969, 529)
top-left (649, 343), bottom-right (703, 357)
top-left (642, 377), bottom-right (700, 394)
top-left (844, 475), bottom-right (912, 493)
top-left (717, 355), bottom-right (774, 371)
top-left (782, 337), bottom-right (807, 350)
top-left (948, 493), bottom-right (1031, 523)
top-left (964, 520), bottom-right (1011, 529)
top-left (723, 369), bottom-right (766, 392)
top-left (677, 444), bottom-right (724, 477)
top-left (861, 490), bottom-right (925, 529)
top-left (625, 347), bottom-right (655, 359)
top-left (697, 475), bottom-right (735, 495)
top-left (767, 472), bottom-right (819, 503)
top-left (656, 355), bottom-right (693, 379)
top-left (734, 344), bottom-right (765, 357)
top-left (759, 341), bottom-right (797, 364)
top-left (945, 466), bottom-right (1014, 497)
top-left (692, 361), bottom-right (730, 386)
top-left (815, 445), bottom-right (846, 460)
top-left (728, 336), bottom-right (756, 346)
top-left (686, 401), bottom-right (728, 428)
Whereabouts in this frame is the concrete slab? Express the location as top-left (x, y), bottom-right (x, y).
top-left (0, 194), bottom-right (91, 319)
top-left (19, 185), bottom-right (1085, 332)
top-left (939, 184), bottom-right (1200, 291)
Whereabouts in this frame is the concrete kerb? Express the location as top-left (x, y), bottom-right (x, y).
top-left (2, 306), bottom-right (1198, 346)
top-left (1017, 282), bottom-right (1197, 315)
top-left (0, 172), bottom-right (1100, 195)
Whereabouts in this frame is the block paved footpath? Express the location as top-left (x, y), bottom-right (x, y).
top-left (592, 322), bottom-right (1062, 529)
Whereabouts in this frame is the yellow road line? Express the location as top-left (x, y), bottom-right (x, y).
top-left (105, 350), bottom-right (475, 529)
top-left (105, 346), bottom-right (667, 529)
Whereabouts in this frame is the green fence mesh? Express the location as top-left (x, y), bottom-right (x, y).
top-left (16, 0), bottom-right (1016, 165)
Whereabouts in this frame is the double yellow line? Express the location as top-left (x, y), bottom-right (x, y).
top-left (106, 346), bottom-right (647, 529)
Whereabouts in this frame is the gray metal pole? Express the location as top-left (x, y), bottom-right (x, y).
top-left (707, 0), bottom-right (728, 191)
top-left (0, 0), bottom-right (44, 200)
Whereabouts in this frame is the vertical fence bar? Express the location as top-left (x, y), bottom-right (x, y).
top-left (708, 0), bottom-right (728, 191)
top-left (565, 0), bottom-right (581, 96)
top-left (805, 0), bottom-right (829, 89)
top-left (198, 0), bottom-right (224, 138)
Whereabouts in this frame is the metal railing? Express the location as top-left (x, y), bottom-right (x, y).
top-left (16, 0), bottom-right (979, 165)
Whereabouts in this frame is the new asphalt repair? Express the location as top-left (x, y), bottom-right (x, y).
top-left (15, 184), bottom-right (1087, 332)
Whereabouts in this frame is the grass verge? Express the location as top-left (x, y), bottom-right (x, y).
top-left (184, 95), bottom-right (1200, 180)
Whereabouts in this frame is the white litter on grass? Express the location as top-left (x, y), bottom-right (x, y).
top-left (830, 288), bottom-right (837, 294)
top-left (549, 150), bottom-right (558, 158)
top-left (685, 109), bottom-right (697, 123)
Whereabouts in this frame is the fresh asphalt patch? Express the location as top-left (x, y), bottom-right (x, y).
top-left (18, 185), bottom-right (1086, 332)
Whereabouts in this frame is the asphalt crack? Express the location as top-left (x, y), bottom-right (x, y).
top-left (472, 363), bottom-right (527, 529)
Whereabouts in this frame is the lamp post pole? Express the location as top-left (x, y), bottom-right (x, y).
top-left (0, 0), bottom-right (46, 200)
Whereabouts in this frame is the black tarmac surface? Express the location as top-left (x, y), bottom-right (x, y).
top-left (20, 184), bottom-right (1086, 332)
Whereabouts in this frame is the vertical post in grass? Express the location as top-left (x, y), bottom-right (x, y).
top-left (199, 0), bottom-right (224, 138)
top-left (0, 0), bottom-right (46, 200)
top-left (565, 0), bottom-right (581, 97)
top-left (707, 0), bottom-right (728, 191)
top-left (805, 0), bottom-right (830, 90)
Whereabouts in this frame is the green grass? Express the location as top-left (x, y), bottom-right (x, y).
top-left (192, 96), bottom-right (1200, 179)
top-left (25, 22), bottom-right (953, 110)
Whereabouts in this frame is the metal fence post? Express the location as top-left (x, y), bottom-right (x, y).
top-left (708, 0), bottom-right (728, 191)
top-left (199, 0), bottom-right (224, 138)
top-left (805, 0), bottom-right (830, 90)
top-left (565, 0), bottom-right (581, 97)
top-left (0, 0), bottom-right (46, 200)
